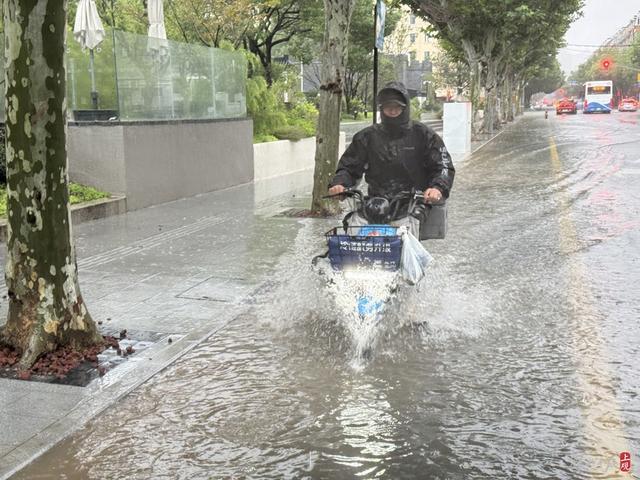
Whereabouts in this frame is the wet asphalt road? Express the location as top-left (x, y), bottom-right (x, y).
top-left (15, 111), bottom-right (640, 479)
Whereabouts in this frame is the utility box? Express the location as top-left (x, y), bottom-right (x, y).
top-left (443, 102), bottom-right (472, 154)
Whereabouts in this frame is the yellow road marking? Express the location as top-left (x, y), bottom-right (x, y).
top-left (548, 137), bottom-right (630, 477)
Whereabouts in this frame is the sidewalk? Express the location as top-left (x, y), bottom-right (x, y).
top-left (0, 119), bottom-right (515, 478)
top-left (0, 180), bottom-right (310, 479)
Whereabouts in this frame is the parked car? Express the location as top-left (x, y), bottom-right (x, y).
top-left (556, 98), bottom-right (577, 115)
top-left (618, 97), bottom-right (638, 112)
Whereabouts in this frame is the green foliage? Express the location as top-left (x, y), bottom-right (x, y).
top-left (349, 97), bottom-right (365, 113)
top-left (524, 58), bottom-right (565, 103)
top-left (288, 0), bottom-right (402, 109)
top-left (0, 125), bottom-right (5, 185)
top-left (253, 133), bottom-right (279, 143)
top-left (410, 98), bottom-right (422, 121)
top-left (66, 25), bottom-right (118, 112)
top-left (571, 36), bottom-right (640, 97)
top-left (67, 0), bottom-right (147, 34)
top-left (246, 73), bottom-right (318, 142)
top-left (68, 183), bottom-right (110, 204)
top-left (432, 51), bottom-right (470, 95)
top-left (273, 125), bottom-right (308, 141)
top-left (246, 75), bottom-right (287, 139)
top-left (404, 0), bottom-right (584, 128)
top-left (378, 55), bottom-right (402, 89)
top-left (0, 183), bottom-right (109, 217)
top-left (0, 186), bottom-right (6, 218)
top-left (631, 35), bottom-right (640, 70)
top-left (286, 100), bottom-right (318, 136)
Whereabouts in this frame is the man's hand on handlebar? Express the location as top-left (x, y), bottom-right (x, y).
top-left (328, 185), bottom-right (346, 196)
top-left (423, 188), bottom-right (443, 204)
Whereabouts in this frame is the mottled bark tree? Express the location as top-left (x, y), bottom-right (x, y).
top-left (310, 0), bottom-right (356, 215)
top-left (2, 0), bottom-right (101, 369)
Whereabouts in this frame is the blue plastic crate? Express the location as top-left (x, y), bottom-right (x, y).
top-left (357, 225), bottom-right (398, 236)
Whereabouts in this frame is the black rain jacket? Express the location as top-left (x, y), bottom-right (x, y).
top-left (329, 82), bottom-right (455, 198)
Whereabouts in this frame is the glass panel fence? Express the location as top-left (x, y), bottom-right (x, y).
top-left (113, 30), bottom-right (247, 121)
top-left (1, 29), bottom-right (246, 122)
top-left (67, 27), bottom-right (118, 118)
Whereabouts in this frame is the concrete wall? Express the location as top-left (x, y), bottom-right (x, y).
top-left (253, 132), bottom-right (345, 182)
top-left (69, 118), bottom-right (253, 210)
top-left (69, 120), bottom-right (346, 211)
top-left (68, 124), bottom-right (127, 195)
top-left (122, 120), bottom-right (252, 210)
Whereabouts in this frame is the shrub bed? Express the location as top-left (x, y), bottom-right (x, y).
top-left (0, 183), bottom-right (110, 217)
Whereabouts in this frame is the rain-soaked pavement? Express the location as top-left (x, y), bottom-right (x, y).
top-left (13, 112), bottom-right (640, 479)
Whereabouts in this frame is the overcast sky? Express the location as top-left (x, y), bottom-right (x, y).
top-left (557, 0), bottom-right (639, 76)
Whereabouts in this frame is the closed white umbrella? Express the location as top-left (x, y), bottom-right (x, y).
top-left (148, 0), bottom-right (168, 53)
top-left (147, 0), bottom-right (174, 117)
top-left (73, 0), bottom-right (105, 109)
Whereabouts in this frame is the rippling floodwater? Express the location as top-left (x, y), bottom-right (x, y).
top-left (16, 113), bottom-right (640, 479)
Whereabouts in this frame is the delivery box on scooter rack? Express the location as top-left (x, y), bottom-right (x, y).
top-left (419, 201), bottom-right (447, 240)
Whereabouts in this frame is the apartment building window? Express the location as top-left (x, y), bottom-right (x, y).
top-left (410, 14), bottom-right (416, 25)
top-left (410, 33), bottom-right (416, 44)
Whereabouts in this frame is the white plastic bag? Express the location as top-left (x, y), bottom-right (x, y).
top-left (400, 229), bottom-right (433, 285)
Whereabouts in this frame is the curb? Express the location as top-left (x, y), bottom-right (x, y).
top-left (0, 195), bottom-right (126, 243)
top-left (0, 310), bottom-right (245, 480)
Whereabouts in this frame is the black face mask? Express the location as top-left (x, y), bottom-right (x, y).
top-left (380, 106), bottom-right (410, 136)
top-left (377, 86), bottom-right (411, 134)
top-left (381, 106), bottom-right (409, 126)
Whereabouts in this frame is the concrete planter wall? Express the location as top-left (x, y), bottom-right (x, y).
top-left (69, 118), bottom-right (253, 211)
top-left (253, 132), bottom-right (346, 182)
top-left (69, 119), bottom-right (346, 211)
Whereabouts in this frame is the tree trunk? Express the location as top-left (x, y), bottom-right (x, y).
top-left (481, 59), bottom-right (499, 134)
top-left (515, 79), bottom-right (525, 116)
top-left (2, 0), bottom-right (102, 369)
top-left (460, 40), bottom-right (481, 135)
top-left (506, 75), bottom-right (515, 122)
top-left (310, 0), bottom-right (356, 215)
top-left (502, 74), bottom-right (512, 122)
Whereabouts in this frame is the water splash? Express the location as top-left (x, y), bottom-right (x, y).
top-left (324, 268), bottom-right (398, 362)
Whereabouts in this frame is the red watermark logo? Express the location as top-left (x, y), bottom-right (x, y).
top-left (620, 452), bottom-right (631, 473)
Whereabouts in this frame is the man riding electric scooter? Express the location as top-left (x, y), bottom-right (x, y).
top-left (328, 81), bottom-right (455, 219)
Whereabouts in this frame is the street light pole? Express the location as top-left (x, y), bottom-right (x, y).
top-left (372, 3), bottom-right (379, 125)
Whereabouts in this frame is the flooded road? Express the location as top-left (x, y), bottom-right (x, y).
top-left (16, 112), bottom-right (640, 479)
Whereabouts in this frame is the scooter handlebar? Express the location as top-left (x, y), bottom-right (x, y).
top-left (322, 188), bottom-right (364, 201)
